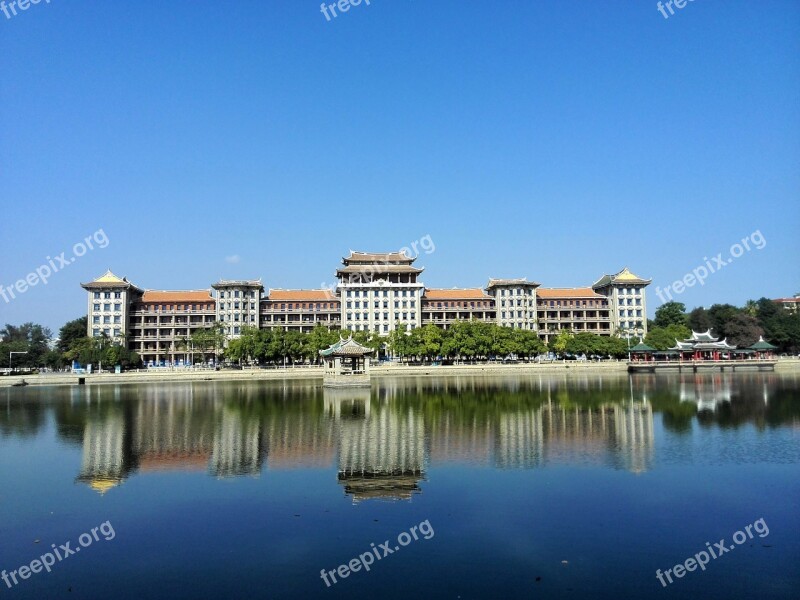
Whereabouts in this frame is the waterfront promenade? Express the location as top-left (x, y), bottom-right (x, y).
top-left (2, 358), bottom-right (799, 388)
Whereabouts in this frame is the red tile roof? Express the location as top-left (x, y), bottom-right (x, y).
top-left (141, 290), bottom-right (214, 303)
top-left (537, 287), bottom-right (604, 299)
top-left (424, 288), bottom-right (491, 300)
top-left (267, 289), bottom-right (337, 301)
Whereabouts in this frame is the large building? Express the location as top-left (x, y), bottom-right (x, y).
top-left (80, 253), bottom-right (650, 365)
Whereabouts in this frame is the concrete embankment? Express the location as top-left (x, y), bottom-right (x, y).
top-left (2, 359), bottom-right (797, 388)
top-left (1, 361), bottom-right (628, 388)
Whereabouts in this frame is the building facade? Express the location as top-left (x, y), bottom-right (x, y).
top-left (80, 254), bottom-right (650, 364)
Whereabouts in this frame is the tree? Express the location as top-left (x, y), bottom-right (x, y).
top-left (707, 304), bottom-right (741, 338)
top-left (724, 314), bottom-right (763, 348)
top-left (0, 322), bottom-right (53, 368)
top-left (548, 330), bottom-right (573, 355)
top-left (57, 317), bottom-right (88, 353)
top-left (687, 307), bottom-right (712, 333)
top-left (645, 324), bottom-right (691, 351)
top-left (654, 302), bottom-right (687, 328)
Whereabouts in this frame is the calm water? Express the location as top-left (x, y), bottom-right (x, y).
top-left (1, 373), bottom-right (798, 599)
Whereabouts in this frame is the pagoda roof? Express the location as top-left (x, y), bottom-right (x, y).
top-left (592, 267), bottom-right (652, 289)
top-left (211, 279), bottom-right (264, 289)
top-left (140, 290), bottom-right (213, 303)
top-left (342, 251), bottom-right (415, 265)
top-left (267, 289), bottom-right (338, 301)
top-left (80, 270), bottom-right (143, 292)
top-left (336, 264), bottom-right (423, 276)
top-left (749, 336), bottom-right (777, 350)
top-left (630, 342), bottom-right (656, 352)
top-left (537, 287), bottom-right (604, 299)
top-left (424, 288), bottom-right (491, 300)
top-left (320, 336), bottom-right (374, 357)
top-left (687, 330), bottom-right (718, 343)
top-left (485, 278), bottom-right (540, 289)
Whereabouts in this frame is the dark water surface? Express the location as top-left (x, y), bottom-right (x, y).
top-left (1, 372), bottom-right (798, 599)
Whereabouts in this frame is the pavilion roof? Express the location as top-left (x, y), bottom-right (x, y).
top-left (630, 342), bottom-right (656, 352)
top-left (80, 270), bottom-right (143, 292)
top-left (687, 330), bottom-right (718, 343)
top-left (592, 267), bottom-right (652, 289)
top-left (749, 336), bottom-right (777, 350)
top-left (320, 336), bottom-right (374, 357)
top-left (211, 279), bottom-right (264, 289)
top-left (485, 278), bottom-right (540, 289)
top-left (342, 251), bottom-right (415, 265)
top-left (336, 264), bottom-right (423, 276)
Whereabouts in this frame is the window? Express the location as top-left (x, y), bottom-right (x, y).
top-left (93, 303), bottom-right (100, 311)
top-left (93, 316), bottom-right (100, 323)
top-left (104, 292), bottom-right (111, 299)
top-left (234, 291), bottom-right (240, 298)
top-left (93, 292), bottom-right (100, 299)
top-left (114, 292), bottom-right (121, 299)
top-left (104, 303), bottom-right (111, 311)
top-left (114, 303), bottom-right (121, 311)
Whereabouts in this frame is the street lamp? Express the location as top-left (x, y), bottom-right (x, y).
top-left (9, 351), bottom-right (28, 373)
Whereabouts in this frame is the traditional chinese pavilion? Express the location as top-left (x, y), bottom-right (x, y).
top-left (669, 330), bottom-right (736, 361)
top-left (320, 336), bottom-right (374, 387)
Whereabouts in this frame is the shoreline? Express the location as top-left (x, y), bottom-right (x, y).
top-left (2, 359), bottom-right (799, 388)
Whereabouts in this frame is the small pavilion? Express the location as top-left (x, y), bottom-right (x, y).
top-left (749, 336), bottom-right (778, 359)
top-left (629, 342), bottom-right (656, 362)
top-left (669, 330), bottom-right (737, 361)
top-left (320, 336), bottom-right (374, 387)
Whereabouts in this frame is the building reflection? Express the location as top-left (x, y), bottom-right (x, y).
top-left (328, 388), bottom-right (426, 502)
top-left (39, 372), bottom-right (800, 498)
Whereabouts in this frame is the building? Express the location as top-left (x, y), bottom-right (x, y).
top-left (336, 251), bottom-right (425, 334)
top-left (80, 252), bottom-right (651, 364)
top-left (774, 293), bottom-right (800, 312)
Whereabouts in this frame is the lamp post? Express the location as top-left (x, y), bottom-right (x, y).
top-left (9, 351), bottom-right (28, 373)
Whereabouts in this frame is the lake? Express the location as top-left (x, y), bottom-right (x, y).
top-left (1, 372), bottom-right (798, 599)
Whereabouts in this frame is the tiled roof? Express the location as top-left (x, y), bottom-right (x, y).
top-left (486, 278), bottom-right (540, 288)
top-left (320, 336), bottom-right (374, 357)
top-left (424, 288), bottom-right (491, 300)
top-left (81, 270), bottom-right (143, 292)
top-left (592, 267), bottom-right (652, 288)
top-left (337, 265), bottom-right (423, 275)
top-left (140, 290), bottom-right (214, 303)
top-left (267, 289), bottom-right (337, 301)
top-left (537, 287), bottom-right (604, 299)
top-left (343, 251), bottom-right (414, 264)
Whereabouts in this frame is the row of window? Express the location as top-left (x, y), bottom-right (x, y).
top-left (219, 302), bottom-right (257, 311)
top-left (93, 291), bottom-right (122, 299)
top-left (619, 310), bottom-right (644, 318)
top-left (346, 301), bottom-right (416, 309)
top-left (345, 289), bottom-right (417, 298)
top-left (218, 290), bottom-right (258, 299)
top-left (93, 303), bottom-right (122, 312)
top-left (497, 288), bottom-right (535, 297)
top-left (346, 312), bottom-right (411, 321)
top-left (93, 316), bottom-right (122, 324)
top-left (423, 301), bottom-right (492, 309)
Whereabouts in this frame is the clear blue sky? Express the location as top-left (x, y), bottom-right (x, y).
top-left (1, 1), bottom-right (798, 333)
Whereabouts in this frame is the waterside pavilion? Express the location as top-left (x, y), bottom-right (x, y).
top-left (320, 336), bottom-right (374, 387)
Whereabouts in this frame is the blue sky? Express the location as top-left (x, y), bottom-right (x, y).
top-left (1, 0), bottom-right (798, 333)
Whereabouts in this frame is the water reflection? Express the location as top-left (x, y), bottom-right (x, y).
top-left (1, 372), bottom-right (798, 499)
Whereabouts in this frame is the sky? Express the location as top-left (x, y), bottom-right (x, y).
top-left (1, 0), bottom-right (799, 334)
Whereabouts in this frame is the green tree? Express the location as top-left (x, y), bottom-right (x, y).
top-left (653, 302), bottom-right (687, 328)
top-left (687, 307), bottom-right (712, 333)
top-left (645, 324), bottom-right (691, 350)
top-left (57, 316), bottom-right (88, 353)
